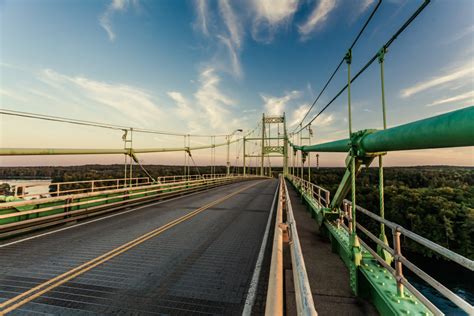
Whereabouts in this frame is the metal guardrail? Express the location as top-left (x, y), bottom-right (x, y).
top-left (7, 177), bottom-right (148, 198)
top-left (266, 175), bottom-right (317, 316)
top-left (287, 174), bottom-right (330, 207)
top-left (50, 177), bottom-right (150, 197)
top-left (0, 175), bottom-right (263, 238)
top-left (340, 199), bottom-right (474, 315)
top-left (9, 174), bottom-right (238, 199)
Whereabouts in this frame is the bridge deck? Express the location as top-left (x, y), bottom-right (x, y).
top-left (285, 180), bottom-right (378, 316)
top-left (0, 179), bottom-right (277, 315)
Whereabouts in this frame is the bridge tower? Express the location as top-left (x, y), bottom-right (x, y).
top-left (243, 113), bottom-right (288, 177)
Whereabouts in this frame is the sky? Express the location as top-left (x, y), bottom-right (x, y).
top-left (0, 0), bottom-right (473, 167)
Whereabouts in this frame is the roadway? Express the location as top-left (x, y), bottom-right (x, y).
top-left (0, 179), bottom-right (278, 315)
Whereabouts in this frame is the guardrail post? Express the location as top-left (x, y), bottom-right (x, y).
top-left (393, 227), bottom-right (405, 297)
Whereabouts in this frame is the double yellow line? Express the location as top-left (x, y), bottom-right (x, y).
top-left (0, 181), bottom-right (263, 315)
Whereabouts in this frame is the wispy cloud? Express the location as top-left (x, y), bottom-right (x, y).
top-left (442, 24), bottom-right (474, 45)
top-left (219, 0), bottom-right (242, 49)
top-left (195, 67), bottom-right (235, 129)
top-left (298, 0), bottom-right (337, 39)
top-left (193, 0), bottom-right (244, 77)
top-left (314, 112), bottom-right (334, 127)
top-left (289, 104), bottom-right (309, 127)
top-left (194, 0), bottom-right (210, 36)
top-left (400, 66), bottom-right (474, 98)
top-left (217, 35), bottom-right (242, 77)
top-left (38, 68), bottom-right (161, 126)
top-left (427, 90), bottom-right (474, 107)
top-left (217, 0), bottom-right (243, 77)
top-left (358, 0), bottom-right (375, 14)
top-left (250, 0), bottom-right (299, 43)
top-left (0, 89), bottom-right (28, 103)
top-left (261, 90), bottom-right (302, 115)
top-left (168, 67), bottom-right (240, 133)
top-left (167, 91), bottom-right (193, 119)
top-left (99, 0), bottom-right (138, 41)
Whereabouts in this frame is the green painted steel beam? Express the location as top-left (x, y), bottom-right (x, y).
top-left (295, 106), bottom-right (474, 153)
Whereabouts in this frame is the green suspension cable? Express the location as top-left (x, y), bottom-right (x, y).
top-left (378, 47), bottom-right (387, 237)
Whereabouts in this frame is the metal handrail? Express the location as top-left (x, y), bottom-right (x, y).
top-left (287, 174), bottom-right (330, 207)
top-left (266, 175), bottom-right (317, 316)
top-left (12, 177), bottom-right (151, 198)
top-left (283, 177), bottom-right (318, 315)
top-left (265, 176), bottom-right (284, 316)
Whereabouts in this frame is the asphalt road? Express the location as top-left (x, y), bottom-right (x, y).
top-left (0, 179), bottom-right (278, 315)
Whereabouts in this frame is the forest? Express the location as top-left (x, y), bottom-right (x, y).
top-left (310, 166), bottom-right (474, 260)
top-left (0, 165), bottom-right (472, 259)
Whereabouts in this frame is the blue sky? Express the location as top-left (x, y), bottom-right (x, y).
top-left (0, 0), bottom-right (473, 166)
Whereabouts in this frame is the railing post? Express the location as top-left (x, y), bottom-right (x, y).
top-left (347, 204), bottom-right (353, 235)
top-left (91, 181), bottom-right (95, 192)
top-left (307, 152), bottom-right (311, 183)
top-left (393, 227), bottom-right (405, 297)
top-left (318, 187), bottom-right (321, 206)
top-left (325, 191), bottom-right (330, 208)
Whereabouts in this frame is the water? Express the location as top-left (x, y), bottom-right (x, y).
top-left (407, 255), bottom-right (473, 315)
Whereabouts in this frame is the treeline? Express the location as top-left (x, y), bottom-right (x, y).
top-left (311, 166), bottom-right (474, 259)
top-left (0, 164), bottom-right (228, 183)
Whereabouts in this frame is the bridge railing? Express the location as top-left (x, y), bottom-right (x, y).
top-left (0, 174), bottom-right (264, 238)
top-left (266, 175), bottom-right (317, 316)
top-left (51, 177), bottom-right (151, 196)
top-left (13, 174), bottom-right (238, 199)
top-left (341, 199), bottom-right (474, 314)
top-left (11, 177), bottom-right (151, 199)
top-left (287, 174), bottom-right (330, 208)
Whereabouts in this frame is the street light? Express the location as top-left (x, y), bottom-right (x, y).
top-left (226, 129), bottom-right (243, 176)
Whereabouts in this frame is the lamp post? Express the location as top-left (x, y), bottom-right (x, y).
top-left (227, 129), bottom-right (243, 176)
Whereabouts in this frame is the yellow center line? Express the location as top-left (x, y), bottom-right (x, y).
top-left (0, 180), bottom-right (265, 315)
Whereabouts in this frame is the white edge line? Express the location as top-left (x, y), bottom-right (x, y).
top-left (0, 181), bottom-right (247, 249)
top-left (242, 180), bottom-right (279, 316)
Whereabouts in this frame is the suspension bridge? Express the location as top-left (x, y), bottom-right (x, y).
top-left (0, 1), bottom-right (473, 315)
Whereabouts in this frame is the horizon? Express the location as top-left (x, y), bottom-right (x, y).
top-left (1, 163), bottom-right (473, 169)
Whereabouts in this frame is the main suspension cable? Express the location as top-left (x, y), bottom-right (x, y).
top-left (293, 0), bottom-right (382, 132)
top-left (0, 108), bottom-right (242, 138)
top-left (294, 0), bottom-right (431, 134)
